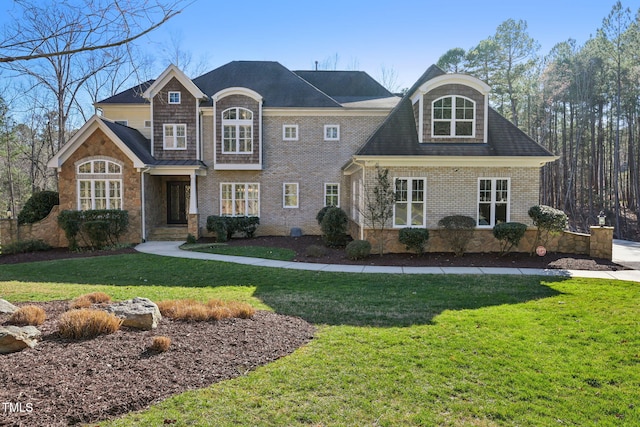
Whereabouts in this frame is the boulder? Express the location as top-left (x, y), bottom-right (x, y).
top-left (106, 297), bottom-right (161, 330)
top-left (0, 326), bottom-right (41, 354)
top-left (0, 298), bottom-right (18, 314)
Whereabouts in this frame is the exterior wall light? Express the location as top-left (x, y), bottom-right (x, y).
top-left (598, 211), bottom-right (606, 227)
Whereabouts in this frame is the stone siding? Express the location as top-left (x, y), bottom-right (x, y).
top-left (360, 227), bottom-right (610, 260)
top-left (56, 128), bottom-right (142, 246)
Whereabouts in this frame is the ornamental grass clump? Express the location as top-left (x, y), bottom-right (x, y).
top-left (57, 309), bottom-right (122, 340)
top-left (69, 292), bottom-right (112, 309)
top-left (8, 305), bottom-right (46, 326)
top-left (157, 299), bottom-right (256, 321)
top-left (149, 336), bottom-right (172, 353)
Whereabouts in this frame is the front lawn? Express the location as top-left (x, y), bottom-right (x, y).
top-left (1, 253), bottom-right (638, 426)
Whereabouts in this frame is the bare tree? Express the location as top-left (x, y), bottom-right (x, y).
top-left (0, 0), bottom-right (188, 63)
top-left (378, 64), bottom-right (401, 93)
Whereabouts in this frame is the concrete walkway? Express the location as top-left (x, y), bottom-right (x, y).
top-left (135, 240), bottom-right (640, 283)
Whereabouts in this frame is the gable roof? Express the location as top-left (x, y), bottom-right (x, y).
top-left (47, 116), bottom-right (149, 169)
top-left (143, 64), bottom-right (207, 100)
top-left (97, 80), bottom-right (153, 104)
top-left (355, 65), bottom-right (556, 161)
top-left (193, 61), bottom-right (341, 108)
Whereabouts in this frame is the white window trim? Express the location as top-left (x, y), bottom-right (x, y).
top-left (324, 183), bottom-right (340, 207)
top-left (393, 177), bottom-right (426, 228)
top-left (283, 124), bottom-right (299, 141)
top-left (77, 159), bottom-right (122, 175)
top-left (168, 91), bottom-right (181, 104)
top-left (324, 124), bottom-right (340, 141)
top-left (477, 177), bottom-right (511, 228)
top-left (219, 183), bottom-right (260, 217)
top-left (283, 183), bottom-right (299, 208)
top-left (77, 179), bottom-right (123, 210)
top-left (163, 124), bottom-right (187, 150)
top-left (432, 96), bottom-right (476, 138)
top-left (222, 107), bottom-right (254, 154)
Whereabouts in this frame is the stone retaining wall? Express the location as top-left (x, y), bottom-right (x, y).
top-left (359, 225), bottom-right (614, 260)
top-left (0, 206), bottom-right (65, 248)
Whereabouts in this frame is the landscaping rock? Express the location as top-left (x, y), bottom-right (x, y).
top-left (0, 325), bottom-right (41, 354)
top-left (0, 298), bottom-right (18, 314)
top-left (106, 297), bottom-right (161, 330)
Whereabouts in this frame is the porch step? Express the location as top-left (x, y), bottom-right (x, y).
top-left (147, 226), bottom-right (189, 241)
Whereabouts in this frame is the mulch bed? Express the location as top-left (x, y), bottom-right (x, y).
top-left (0, 300), bottom-right (315, 426)
top-left (222, 235), bottom-right (627, 271)
top-left (0, 235), bottom-right (626, 271)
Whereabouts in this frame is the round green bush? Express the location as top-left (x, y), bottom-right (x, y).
top-left (345, 239), bottom-right (371, 260)
top-left (398, 227), bottom-right (430, 254)
top-left (320, 206), bottom-right (348, 247)
top-left (493, 222), bottom-right (527, 255)
top-left (17, 191), bottom-right (59, 224)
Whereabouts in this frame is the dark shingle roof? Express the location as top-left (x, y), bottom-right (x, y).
top-left (357, 65), bottom-right (555, 158)
top-left (192, 61), bottom-right (341, 107)
top-left (97, 81), bottom-right (153, 104)
top-left (100, 119), bottom-right (207, 167)
top-left (100, 119), bottom-right (154, 163)
top-left (293, 70), bottom-right (393, 103)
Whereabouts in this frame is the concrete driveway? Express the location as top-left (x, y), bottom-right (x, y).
top-left (613, 239), bottom-right (640, 270)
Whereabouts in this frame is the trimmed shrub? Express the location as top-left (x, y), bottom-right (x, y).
top-left (315, 206), bottom-right (332, 225)
top-left (528, 205), bottom-right (568, 253)
top-left (493, 222), bottom-right (527, 255)
top-left (438, 215), bottom-right (476, 257)
top-left (8, 305), bottom-right (46, 326)
top-left (1, 239), bottom-right (51, 255)
top-left (320, 206), bottom-right (348, 247)
top-left (17, 191), bottom-right (59, 225)
top-left (57, 309), bottom-right (122, 340)
top-left (398, 227), bottom-right (430, 255)
top-left (206, 216), bottom-right (260, 242)
top-left (345, 239), bottom-right (371, 260)
top-left (186, 233), bottom-right (197, 244)
top-left (305, 244), bottom-right (327, 258)
top-left (58, 209), bottom-right (129, 250)
top-left (149, 336), bottom-right (172, 352)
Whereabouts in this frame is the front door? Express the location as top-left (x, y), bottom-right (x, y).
top-left (167, 181), bottom-right (190, 224)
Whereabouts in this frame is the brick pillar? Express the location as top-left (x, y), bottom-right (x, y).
top-left (589, 226), bottom-right (613, 260)
top-left (188, 213), bottom-right (200, 239)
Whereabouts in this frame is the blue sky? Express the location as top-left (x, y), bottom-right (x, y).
top-left (139, 0), bottom-right (634, 88)
top-left (0, 0), bottom-right (635, 90)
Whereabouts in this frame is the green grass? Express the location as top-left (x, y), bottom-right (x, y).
top-left (1, 253), bottom-right (639, 426)
top-left (181, 242), bottom-right (296, 261)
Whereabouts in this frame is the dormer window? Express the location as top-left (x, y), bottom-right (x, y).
top-left (168, 91), bottom-right (181, 104)
top-left (432, 96), bottom-right (475, 137)
top-left (222, 107), bottom-right (253, 153)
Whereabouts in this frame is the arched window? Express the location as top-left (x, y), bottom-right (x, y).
top-left (432, 96), bottom-right (475, 137)
top-left (222, 107), bottom-right (253, 153)
top-left (76, 159), bottom-right (122, 210)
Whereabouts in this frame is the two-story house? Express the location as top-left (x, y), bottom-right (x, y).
top-left (47, 61), bottom-right (557, 251)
